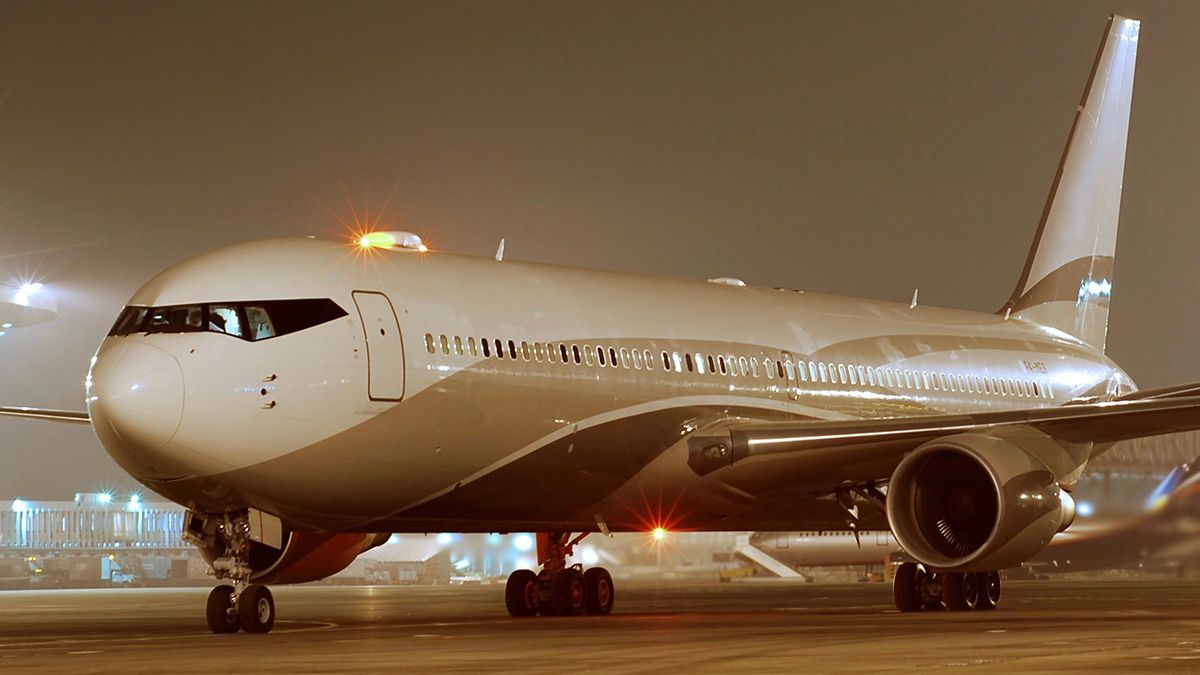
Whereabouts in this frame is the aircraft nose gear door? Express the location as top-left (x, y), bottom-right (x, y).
top-left (352, 291), bottom-right (405, 401)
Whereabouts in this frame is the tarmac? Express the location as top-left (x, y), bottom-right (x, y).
top-left (0, 578), bottom-right (1198, 673)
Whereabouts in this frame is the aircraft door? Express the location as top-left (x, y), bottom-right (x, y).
top-left (352, 291), bottom-right (405, 401)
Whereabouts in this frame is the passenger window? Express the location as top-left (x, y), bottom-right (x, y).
top-left (808, 362), bottom-right (818, 381)
top-left (454, 336), bottom-right (464, 356)
top-left (673, 352), bottom-right (683, 372)
top-left (585, 346), bottom-right (595, 367)
top-left (534, 343), bottom-right (544, 362)
top-left (643, 350), bottom-right (654, 370)
top-left (685, 353), bottom-right (694, 372)
top-left (425, 333), bottom-right (435, 354)
top-left (208, 305), bottom-right (244, 339)
top-left (598, 348), bottom-right (607, 366)
top-left (776, 360), bottom-right (785, 379)
top-left (718, 356), bottom-right (728, 375)
top-left (784, 360), bottom-right (795, 381)
top-left (818, 363), bottom-right (828, 383)
top-left (885, 369), bottom-right (895, 387)
top-left (707, 355), bottom-right (717, 375)
top-left (482, 338), bottom-right (492, 357)
top-left (750, 358), bottom-right (759, 378)
top-left (632, 349), bottom-right (643, 369)
top-left (1032, 381), bottom-right (1041, 397)
top-left (847, 366), bottom-right (858, 385)
top-left (836, 364), bottom-right (846, 384)
top-left (494, 339), bottom-right (504, 359)
top-left (468, 337), bottom-right (478, 356)
top-left (521, 341), bottom-right (531, 361)
top-left (739, 356), bottom-right (749, 376)
top-left (573, 345), bottom-right (582, 365)
top-left (867, 367), bottom-right (876, 386)
top-left (621, 348), bottom-right (630, 369)
top-left (439, 335), bottom-right (449, 355)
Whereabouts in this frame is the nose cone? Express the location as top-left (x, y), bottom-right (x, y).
top-left (88, 342), bottom-right (184, 455)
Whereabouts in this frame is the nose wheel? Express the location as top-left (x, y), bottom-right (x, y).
top-left (201, 512), bottom-right (278, 634)
top-left (206, 582), bottom-right (277, 634)
top-left (504, 532), bottom-right (616, 617)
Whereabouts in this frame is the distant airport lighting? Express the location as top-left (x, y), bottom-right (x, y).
top-left (581, 547), bottom-right (599, 565)
top-left (356, 231), bottom-right (427, 252)
top-left (97, 492), bottom-right (113, 504)
top-left (11, 498), bottom-right (28, 512)
top-left (436, 532), bottom-right (453, 545)
top-left (1, 322), bottom-right (11, 328)
top-left (1076, 501), bottom-right (1094, 518)
top-left (128, 494), bottom-right (142, 510)
top-left (513, 533), bottom-right (535, 552)
top-left (13, 282), bottom-right (44, 307)
top-left (652, 527), bottom-right (667, 542)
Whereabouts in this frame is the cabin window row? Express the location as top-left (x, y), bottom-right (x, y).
top-left (421, 333), bottom-right (1052, 399)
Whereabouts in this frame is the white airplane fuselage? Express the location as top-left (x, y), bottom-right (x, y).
top-left (85, 238), bottom-right (1129, 535)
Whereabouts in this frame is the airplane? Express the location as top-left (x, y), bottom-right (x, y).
top-left (2, 14), bottom-right (1194, 632)
top-left (745, 458), bottom-right (1200, 590)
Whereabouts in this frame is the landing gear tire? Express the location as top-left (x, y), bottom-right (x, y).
top-left (206, 585), bottom-right (240, 634)
top-left (893, 562), bottom-right (922, 612)
top-left (505, 569), bottom-right (540, 617)
top-left (977, 571), bottom-right (1001, 610)
top-left (943, 572), bottom-right (979, 611)
top-left (550, 567), bottom-right (586, 616)
top-left (238, 584), bottom-right (276, 634)
top-left (583, 567), bottom-right (614, 615)
top-left (919, 570), bottom-right (944, 611)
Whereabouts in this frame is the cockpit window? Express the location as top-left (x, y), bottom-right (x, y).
top-left (209, 304), bottom-right (245, 339)
top-left (107, 299), bottom-right (348, 341)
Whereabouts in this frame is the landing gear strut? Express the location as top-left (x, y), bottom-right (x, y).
top-left (893, 563), bottom-right (1001, 612)
top-left (202, 512), bottom-right (278, 634)
top-left (504, 532), bottom-right (614, 617)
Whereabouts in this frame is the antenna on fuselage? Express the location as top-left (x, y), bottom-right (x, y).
top-left (495, 238), bottom-right (506, 262)
top-left (910, 288), bottom-right (919, 309)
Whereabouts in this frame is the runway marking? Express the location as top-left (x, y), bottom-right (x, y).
top-left (67, 650), bottom-right (102, 655)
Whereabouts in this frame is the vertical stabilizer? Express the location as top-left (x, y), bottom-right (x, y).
top-left (1002, 16), bottom-right (1139, 352)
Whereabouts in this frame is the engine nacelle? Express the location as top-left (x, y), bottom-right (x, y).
top-left (199, 530), bottom-right (389, 585)
top-left (886, 433), bottom-right (1073, 571)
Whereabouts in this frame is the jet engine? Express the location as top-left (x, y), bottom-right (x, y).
top-left (886, 433), bottom-right (1075, 571)
top-left (198, 530), bottom-right (390, 585)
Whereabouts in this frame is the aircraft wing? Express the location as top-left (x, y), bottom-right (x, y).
top-left (0, 406), bottom-right (91, 424)
top-left (686, 392), bottom-right (1200, 480)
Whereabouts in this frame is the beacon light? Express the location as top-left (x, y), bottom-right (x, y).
top-left (356, 231), bottom-right (427, 252)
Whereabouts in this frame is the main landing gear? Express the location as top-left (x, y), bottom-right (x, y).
top-left (505, 532), bottom-right (615, 617)
top-left (893, 562), bottom-right (1001, 612)
top-left (203, 513), bottom-right (277, 634)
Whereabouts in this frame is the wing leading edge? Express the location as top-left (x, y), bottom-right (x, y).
top-left (0, 406), bottom-right (91, 424)
top-left (687, 390), bottom-right (1200, 482)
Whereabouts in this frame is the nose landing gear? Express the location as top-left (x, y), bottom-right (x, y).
top-left (504, 532), bottom-right (615, 617)
top-left (202, 513), bottom-right (278, 634)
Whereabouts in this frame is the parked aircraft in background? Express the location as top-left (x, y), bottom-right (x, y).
top-left (4, 15), bottom-right (1192, 631)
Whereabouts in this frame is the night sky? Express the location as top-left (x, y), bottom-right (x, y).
top-left (2, 1), bottom-right (1198, 499)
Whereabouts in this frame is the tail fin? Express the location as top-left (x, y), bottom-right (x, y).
top-left (1002, 16), bottom-right (1139, 352)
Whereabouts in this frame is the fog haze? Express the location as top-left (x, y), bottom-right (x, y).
top-left (2, 1), bottom-right (1198, 498)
